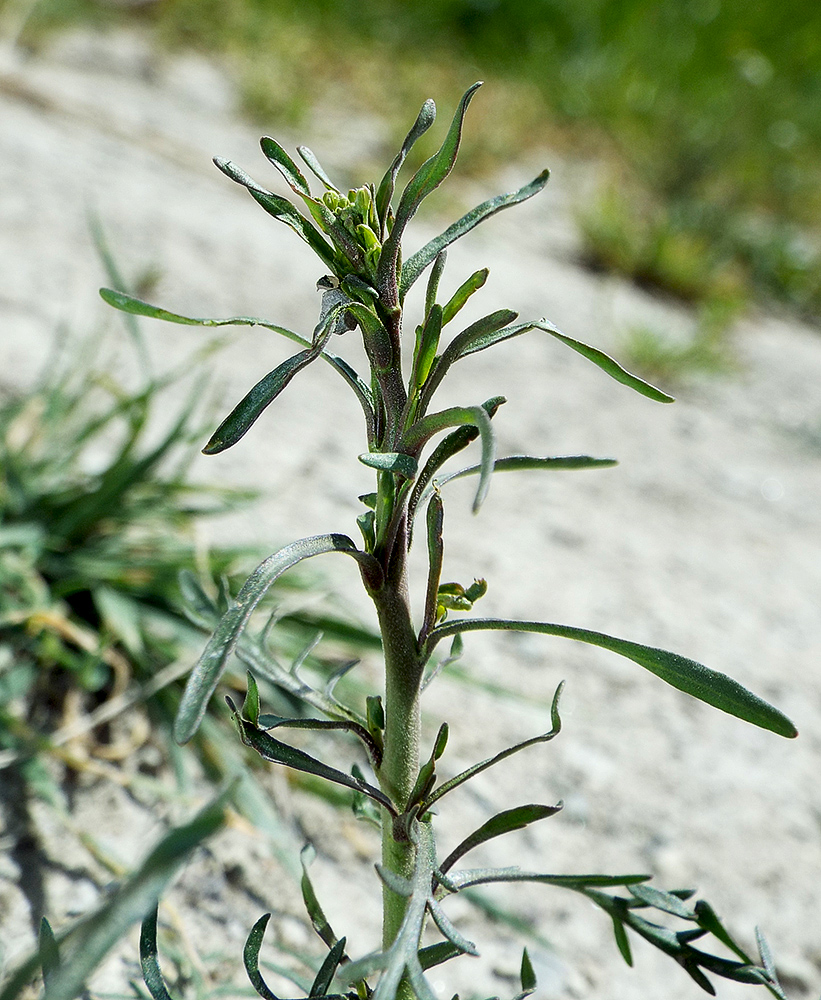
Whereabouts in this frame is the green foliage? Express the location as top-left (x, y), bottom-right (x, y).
top-left (95, 85), bottom-right (798, 999)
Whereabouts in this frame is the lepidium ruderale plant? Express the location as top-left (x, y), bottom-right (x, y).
top-left (102, 83), bottom-right (798, 1000)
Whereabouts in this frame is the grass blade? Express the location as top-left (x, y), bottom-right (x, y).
top-left (3, 795), bottom-right (228, 1000)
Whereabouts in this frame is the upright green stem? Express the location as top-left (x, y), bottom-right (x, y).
top-left (370, 528), bottom-right (423, 953)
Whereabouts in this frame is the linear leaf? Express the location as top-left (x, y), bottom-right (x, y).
top-left (417, 942), bottom-right (462, 971)
top-left (407, 397), bottom-right (506, 535)
top-left (358, 451), bottom-right (419, 478)
top-left (441, 268), bottom-right (489, 326)
top-left (420, 492), bottom-right (445, 645)
top-left (379, 83), bottom-right (482, 302)
top-left (232, 710), bottom-right (396, 814)
top-left (401, 405), bottom-right (496, 513)
top-left (419, 309), bottom-right (518, 411)
top-left (427, 898), bottom-right (478, 956)
top-left (140, 907), bottom-right (176, 1000)
top-left (98, 289), bottom-right (375, 429)
top-left (174, 535), bottom-right (382, 744)
top-left (243, 914), bottom-right (281, 1000)
top-left (297, 146), bottom-right (339, 192)
top-left (425, 251), bottom-right (448, 319)
top-left (425, 618), bottom-right (797, 738)
top-left (455, 317), bottom-right (674, 403)
top-left (628, 883), bottom-right (695, 919)
top-left (421, 682), bottom-right (563, 812)
top-left (520, 948), bottom-right (537, 995)
top-left (439, 804), bottom-right (562, 875)
top-left (204, 299), bottom-right (352, 453)
top-left (612, 918), bottom-right (634, 966)
top-left (214, 157), bottom-right (338, 270)
top-left (435, 454), bottom-right (618, 491)
top-left (38, 920), bottom-right (60, 988)
top-left (300, 846), bottom-right (338, 950)
top-left (256, 714), bottom-right (381, 769)
top-left (310, 938), bottom-right (347, 997)
top-left (204, 349), bottom-right (314, 453)
top-left (400, 171), bottom-right (549, 299)
top-left (448, 869), bottom-right (650, 892)
top-left (375, 98), bottom-right (437, 233)
top-left (260, 137), bottom-right (312, 197)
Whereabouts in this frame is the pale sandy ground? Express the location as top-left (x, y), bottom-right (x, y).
top-left (1, 29), bottom-right (820, 1000)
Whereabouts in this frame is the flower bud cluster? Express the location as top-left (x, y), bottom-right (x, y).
top-left (323, 185), bottom-right (382, 281)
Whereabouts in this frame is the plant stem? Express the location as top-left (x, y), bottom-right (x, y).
top-left (370, 529), bottom-right (423, 952)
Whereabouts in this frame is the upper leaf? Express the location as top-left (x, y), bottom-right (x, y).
top-left (399, 170), bottom-right (550, 300)
top-left (378, 83), bottom-right (482, 303)
top-left (375, 98), bottom-right (437, 234)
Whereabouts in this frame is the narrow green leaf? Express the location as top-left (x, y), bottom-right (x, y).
top-left (395, 84), bottom-right (482, 223)
top-left (425, 619), bottom-right (798, 739)
top-left (441, 268), bottom-right (489, 326)
top-left (439, 804), bottom-right (562, 875)
top-left (417, 942), bottom-right (462, 971)
top-left (425, 251), bottom-right (448, 318)
top-left (628, 883), bottom-right (696, 919)
top-left (401, 405), bottom-right (496, 513)
top-left (243, 913), bottom-right (281, 1000)
top-left (427, 898), bottom-right (478, 956)
top-left (683, 961), bottom-right (717, 995)
top-left (379, 83), bottom-right (482, 301)
top-left (421, 682), bottom-right (563, 812)
top-left (612, 918), bottom-right (634, 966)
top-left (756, 927), bottom-right (776, 978)
top-left (358, 451), bottom-right (418, 478)
top-left (300, 846), bottom-right (338, 950)
top-left (174, 534), bottom-right (382, 745)
top-left (419, 310), bottom-right (518, 410)
top-left (376, 865), bottom-right (414, 898)
top-left (693, 901), bottom-right (754, 963)
top-left (254, 714), bottom-right (381, 769)
top-left (399, 171), bottom-right (549, 299)
top-left (309, 937), bottom-right (346, 997)
top-left (448, 869), bottom-right (651, 892)
top-left (39, 919), bottom-right (60, 987)
top-left (213, 157), bottom-right (338, 270)
top-left (455, 316), bottom-right (674, 403)
top-left (520, 948), bottom-right (537, 994)
top-left (140, 907), bottom-right (175, 1000)
top-left (204, 299), bottom-right (354, 454)
top-left (375, 98), bottom-right (437, 233)
top-left (203, 349), bottom-right (314, 454)
top-left (421, 492), bottom-right (445, 644)
top-left (98, 289), bottom-right (376, 431)
top-left (232, 710), bottom-right (396, 814)
top-left (408, 397), bottom-right (506, 536)
top-left (413, 303), bottom-right (443, 390)
top-left (297, 146), bottom-right (339, 191)
top-left (435, 454), bottom-right (618, 491)
top-left (242, 672), bottom-right (260, 726)
top-left (260, 137), bottom-right (312, 197)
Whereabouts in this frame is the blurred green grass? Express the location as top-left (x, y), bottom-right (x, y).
top-left (14, 0), bottom-right (821, 317)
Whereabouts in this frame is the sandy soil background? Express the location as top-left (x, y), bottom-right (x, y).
top-left (1, 29), bottom-right (820, 1000)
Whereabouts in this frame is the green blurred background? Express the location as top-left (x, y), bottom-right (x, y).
top-left (11, 0), bottom-right (821, 316)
